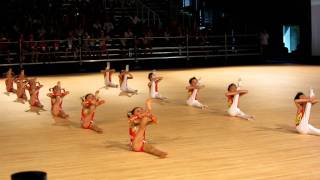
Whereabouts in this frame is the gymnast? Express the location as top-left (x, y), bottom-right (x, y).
top-left (47, 81), bottom-right (69, 118)
top-left (148, 70), bottom-right (166, 99)
top-left (127, 98), bottom-right (167, 158)
top-left (225, 79), bottom-right (254, 120)
top-left (4, 68), bottom-right (16, 93)
top-left (186, 77), bottom-right (208, 109)
top-left (81, 90), bottom-right (105, 133)
top-left (294, 89), bottom-right (320, 136)
top-left (14, 70), bottom-right (28, 103)
top-left (26, 78), bottom-right (43, 108)
top-left (119, 65), bottom-right (138, 95)
top-left (101, 62), bottom-right (118, 88)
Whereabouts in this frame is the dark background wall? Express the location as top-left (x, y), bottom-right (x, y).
top-left (312, 0), bottom-right (320, 56)
top-left (199, 0), bottom-right (311, 56)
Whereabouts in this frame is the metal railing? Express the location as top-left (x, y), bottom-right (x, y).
top-left (0, 34), bottom-right (260, 67)
top-left (103, 0), bottom-right (161, 27)
top-left (135, 0), bottom-right (161, 27)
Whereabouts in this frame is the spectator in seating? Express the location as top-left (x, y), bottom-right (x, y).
top-left (260, 29), bottom-right (269, 55)
top-left (121, 27), bottom-right (134, 50)
top-left (103, 16), bottom-right (114, 35)
top-left (143, 28), bottom-right (153, 54)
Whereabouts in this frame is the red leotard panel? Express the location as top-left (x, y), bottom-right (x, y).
top-left (81, 109), bottom-right (95, 129)
top-left (155, 80), bottom-right (159, 92)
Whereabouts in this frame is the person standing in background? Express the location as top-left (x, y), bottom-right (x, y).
top-left (260, 29), bottom-right (269, 56)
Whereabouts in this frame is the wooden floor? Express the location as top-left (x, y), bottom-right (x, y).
top-left (2, 65), bottom-right (320, 179)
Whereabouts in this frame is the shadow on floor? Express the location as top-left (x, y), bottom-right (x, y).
top-left (104, 140), bottom-right (130, 151)
top-left (254, 124), bottom-right (297, 134)
top-left (25, 106), bottom-right (46, 115)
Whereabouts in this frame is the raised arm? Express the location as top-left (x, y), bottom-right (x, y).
top-left (96, 99), bottom-right (105, 106)
top-left (37, 82), bottom-right (44, 89)
top-left (145, 98), bottom-right (152, 112)
top-left (145, 98), bottom-right (157, 124)
top-left (62, 90), bottom-right (70, 97)
top-left (94, 90), bottom-right (105, 106)
top-left (95, 90), bottom-right (100, 97)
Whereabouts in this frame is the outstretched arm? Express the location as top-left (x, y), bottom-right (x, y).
top-left (239, 90), bottom-right (248, 96)
top-left (152, 76), bottom-right (163, 82)
top-left (295, 98), bottom-right (313, 104)
top-left (186, 85), bottom-right (204, 90)
top-left (225, 90), bottom-right (247, 96)
top-left (294, 97), bottom-right (318, 107)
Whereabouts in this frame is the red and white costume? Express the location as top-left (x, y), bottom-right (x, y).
top-left (29, 86), bottom-right (42, 106)
top-left (226, 80), bottom-right (252, 120)
top-left (149, 79), bottom-right (164, 99)
top-left (104, 71), bottom-right (118, 88)
top-left (128, 114), bottom-right (157, 152)
top-left (81, 100), bottom-right (97, 129)
top-left (48, 91), bottom-right (68, 114)
top-left (296, 89), bottom-right (320, 135)
top-left (120, 73), bottom-right (136, 93)
top-left (186, 88), bottom-right (204, 108)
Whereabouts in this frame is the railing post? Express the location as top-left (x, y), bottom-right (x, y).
top-left (142, 7), bottom-right (144, 21)
top-left (147, 10), bottom-right (150, 26)
top-left (79, 44), bottom-right (82, 65)
top-left (186, 34), bottom-right (189, 61)
top-left (224, 32), bottom-right (228, 64)
top-left (136, 2), bottom-right (138, 16)
top-left (134, 36), bottom-right (137, 62)
top-left (19, 40), bottom-right (22, 68)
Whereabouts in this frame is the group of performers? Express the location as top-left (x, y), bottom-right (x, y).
top-left (3, 63), bottom-right (320, 158)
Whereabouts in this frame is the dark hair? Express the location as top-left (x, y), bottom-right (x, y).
top-left (85, 93), bottom-right (93, 100)
top-left (228, 83), bottom-right (236, 91)
top-left (295, 92), bottom-right (304, 100)
top-left (189, 77), bottom-right (197, 84)
top-left (127, 107), bottom-right (140, 117)
top-left (148, 72), bottom-right (153, 80)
